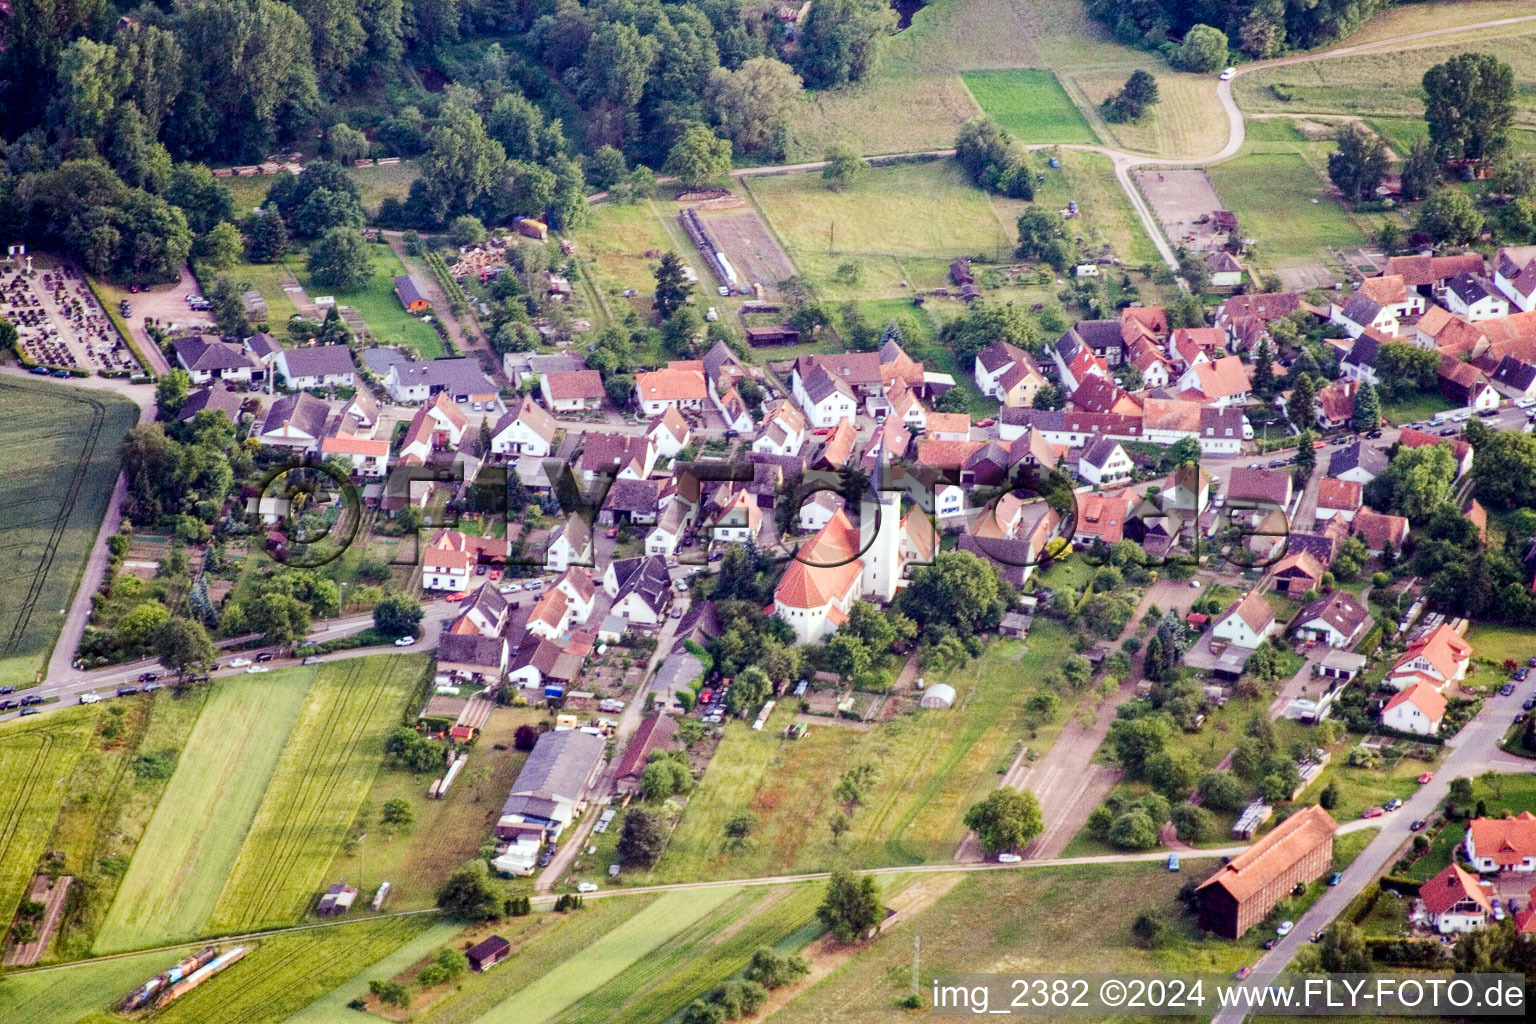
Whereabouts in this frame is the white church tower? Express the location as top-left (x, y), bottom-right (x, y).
top-left (859, 488), bottom-right (901, 603)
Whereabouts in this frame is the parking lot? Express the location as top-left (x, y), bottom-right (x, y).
top-left (3, 260), bottom-right (140, 373)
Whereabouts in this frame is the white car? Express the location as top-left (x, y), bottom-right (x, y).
top-left (79, 692), bottom-right (101, 704)
top-left (576, 881), bottom-right (598, 893)
top-left (500, 583), bottom-right (523, 594)
top-left (228, 657), bottom-right (252, 668)
top-left (1219, 67), bottom-right (1236, 81)
top-left (997, 853), bottom-right (1022, 864)
top-left (1276, 920), bottom-right (1294, 937)
top-left (394, 635), bottom-right (417, 647)
top-left (246, 665), bottom-right (270, 674)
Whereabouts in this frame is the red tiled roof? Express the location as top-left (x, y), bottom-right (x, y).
top-left (1197, 806), bottom-right (1338, 902)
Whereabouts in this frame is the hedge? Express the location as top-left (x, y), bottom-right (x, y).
top-left (1342, 881), bottom-right (1381, 925)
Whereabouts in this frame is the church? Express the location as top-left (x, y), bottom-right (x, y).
top-left (772, 488), bottom-right (923, 644)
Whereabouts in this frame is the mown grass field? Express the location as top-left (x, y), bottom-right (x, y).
top-left (94, 670), bottom-right (317, 952)
top-left (550, 885), bottom-right (822, 1024)
top-left (1071, 69), bottom-right (1231, 159)
top-left (0, 709), bottom-right (97, 931)
top-left (1380, 392), bottom-right (1455, 426)
top-left (1014, 149), bottom-right (1163, 267)
top-left (0, 378), bottom-right (138, 691)
top-left (770, 862), bottom-right (1242, 1024)
top-left (475, 889), bottom-right (739, 1024)
top-left (47, 690), bottom-right (206, 960)
top-left (283, 920), bottom-right (464, 1024)
top-left (206, 654), bottom-right (425, 932)
top-left (649, 622), bottom-right (1076, 882)
top-left (1234, 32), bottom-right (1536, 125)
top-left (293, 242), bottom-right (444, 357)
top-left (221, 161), bottom-right (420, 218)
top-left (960, 70), bottom-right (1097, 145)
top-left (1207, 151), bottom-right (1369, 265)
top-left (1466, 622), bottom-right (1536, 667)
top-left (216, 258), bottom-right (302, 327)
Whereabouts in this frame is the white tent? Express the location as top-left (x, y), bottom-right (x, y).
top-left (919, 683), bottom-right (956, 709)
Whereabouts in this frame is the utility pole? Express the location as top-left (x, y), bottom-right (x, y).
top-left (358, 833), bottom-right (366, 904)
top-left (913, 935), bottom-right (920, 1002)
top-left (829, 221), bottom-right (835, 256)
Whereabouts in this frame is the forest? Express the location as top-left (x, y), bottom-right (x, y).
top-left (0, 0), bottom-right (896, 280)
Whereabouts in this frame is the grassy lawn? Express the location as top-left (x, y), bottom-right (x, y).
top-left (1016, 149), bottom-right (1164, 267)
top-left (151, 915), bottom-right (436, 1024)
top-left (46, 689), bottom-right (206, 960)
top-left (94, 670), bottom-right (317, 952)
top-left (221, 161), bottom-right (421, 218)
top-left (1380, 392), bottom-right (1455, 426)
top-left (770, 862), bottom-right (1239, 1024)
top-left (219, 258), bottom-right (301, 327)
top-left (960, 70), bottom-right (1097, 145)
top-left (1310, 755), bottom-right (1431, 823)
top-left (0, 708), bottom-right (97, 931)
top-left (283, 920), bottom-right (464, 1024)
top-left (1234, 32), bottom-right (1536, 126)
top-left (293, 242), bottom-right (444, 357)
top-left (1071, 68), bottom-right (1231, 159)
top-left (321, 705), bottom-right (546, 911)
top-left (1465, 622), bottom-right (1536, 667)
top-left (1207, 151), bottom-right (1369, 266)
top-left (649, 621), bottom-right (1077, 882)
top-left (0, 378), bottom-right (139, 691)
top-left (205, 654), bottom-right (426, 932)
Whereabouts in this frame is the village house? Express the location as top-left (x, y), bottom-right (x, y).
top-left (1328, 441), bottom-right (1387, 486)
top-left (598, 478), bottom-right (662, 528)
top-left (753, 399), bottom-right (807, 456)
top-left (540, 369), bottom-right (606, 413)
top-left (579, 432), bottom-right (656, 482)
top-left (1176, 355), bottom-right (1252, 407)
top-left (603, 555), bottom-right (672, 624)
top-left (320, 431), bottom-right (390, 478)
top-left (384, 357), bottom-right (502, 413)
top-left (1211, 592), bottom-right (1277, 649)
top-left (1387, 623), bottom-right (1471, 692)
top-left (274, 344), bottom-right (355, 390)
top-left (174, 335), bottom-right (261, 384)
top-left (1069, 375), bottom-right (1141, 416)
top-left (1315, 478), bottom-right (1362, 523)
top-left (437, 632), bottom-right (509, 685)
top-left (398, 393), bottom-right (468, 465)
top-left (973, 340), bottom-right (1046, 407)
top-left (1225, 467), bottom-right (1293, 511)
top-left (1313, 380), bottom-right (1359, 431)
top-left (1384, 253), bottom-right (1486, 303)
top-left (505, 637), bottom-right (583, 693)
top-left (1292, 590), bottom-right (1372, 648)
top-left (1077, 437), bottom-right (1133, 486)
top-left (1490, 355), bottom-right (1536, 399)
top-left (178, 386), bottom-right (251, 427)
top-left (1051, 330), bottom-right (1108, 391)
top-left (1269, 550), bottom-right (1326, 597)
top-left (1381, 680), bottom-right (1446, 736)
top-left (1494, 246), bottom-right (1536, 313)
top-left (1352, 507), bottom-right (1410, 556)
top-left (1340, 329), bottom-right (1392, 386)
top-left (634, 367), bottom-right (708, 416)
top-left (489, 395), bottom-right (559, 458)
top-left (1464, 812), bottom-right (1536, 874)
top-left (545, 514), bottom-right (593, 572)
top-left (256, 392), bottom-right (330, 450)
top-left (1437, 355), bottom-right (1499, 410)
top-left (1332, 291), bottom-right (1400, 339)
top-left (1446, 272), bottom-right (1510, 321)
top-left (792, 362), bottom-right (858, 428)
top-left (614, 712), bottom-right (679, 795)
top-left (1420, 863), bottom-right (1496, 934)
top-left (643, 406), bottom-right (692, 458)
top-left (1397, 428), bottom-right (1475, 478)
top-left (1196, 805), bottom-right (1338, 938)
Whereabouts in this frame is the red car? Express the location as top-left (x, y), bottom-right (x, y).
top-left (1361, 806), bottom-right (1384, 819)
top-left (812, 427), bottom-right (831, 436)
top-left (976, 418), bottom-right (996, 427)
top-left (1417, 771), bottom-right (1434, 784)
top-left (605, 528), bottom-right (618, 538)
top-left (445, 591), bottom-right (470, 602)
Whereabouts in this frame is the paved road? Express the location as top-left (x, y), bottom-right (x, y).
top-left (1211, 682), bottom-right (1536, 1024)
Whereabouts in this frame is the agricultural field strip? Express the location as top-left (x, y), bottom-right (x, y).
top-left (208, 656), bottom-right (414, 931)
top-left (94, 670), bottom-right (316, 952)
top-left (284, 920), bottom-right (464, 1024)
top-left (474, 888), bottom-right (740, 1024)
top-left (0, 382), bottom-right (106, 662)
top-left (0, 718), bottom-right (94, 928)
top-left (154, 915), bottom-right (433, 1024)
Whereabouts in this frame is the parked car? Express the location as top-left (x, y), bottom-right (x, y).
top-left (19, 695), bottom-right (43, 706)
top-left (1361, 806), bottom-right (1384, 818)
top-left (1410, 819), bottom-right (1426, 832)
top-left (0, 700), bottom-right (15, 711)
top-left (1524, 697), bottom-right (1535, 711)
top-left (1219, 67), bottom-right (1236, 80)
top-left (394, 635), bottom-right (417, 647)
top-left (1385, 798), bottom-right (1403, 812)
top-left (446, 591), bottom-right (470, 602)
top-left (576, 881), bottom-right (598, 893)
top-left (0, 686), bottom-right (11, 695)
top-left (142, 683), bottom-right (163, 692)
top-left (1309, 930), bottom-right (1324, 942)
top-left (1503, 683), bottom-right (1518, 696)
top-left (1276, 921), bottom-right (1294, 936)
top-left (138, 672), bottom-right (159, 682)
top-left (228, 657), bottom-right (252, 668)
top-left (302, 656), bottom-right (323, 665)
top-left (28, 365), bottom-right (50, 375)
top-left (500, 583), bottom-right (523, 594)
top-left (246, 665), bottom-right (270, 673)
top-left (1167, 853), bottom-right (1180, 872)
top-left (723, 429), bottom-right (740, 439)
top-left (605, 528), bottom-right (617, 538)
top-left (997, 853), bottom-right (1022, 864)
top-left (18, 707), bottom-right (40, 716)
top-left (1328, 872), bottom-right (1343, 886)
top-left (1235, 966), bottom-right (1252, 980)
top-left (527, 580), bottom-right (543, 591)
top-left (79, 692), bottom-right (100, 704)
top-left (1517, 668), bottom-right (1530, 681)
top-left (976, 418), bottom-right (996, 428)
top-left (255, 652), bottom-right (275, 662)
top-left (1418, 772), bottom-right (1434, 784)
top-left (115, 686), bottom-right (139, 697)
